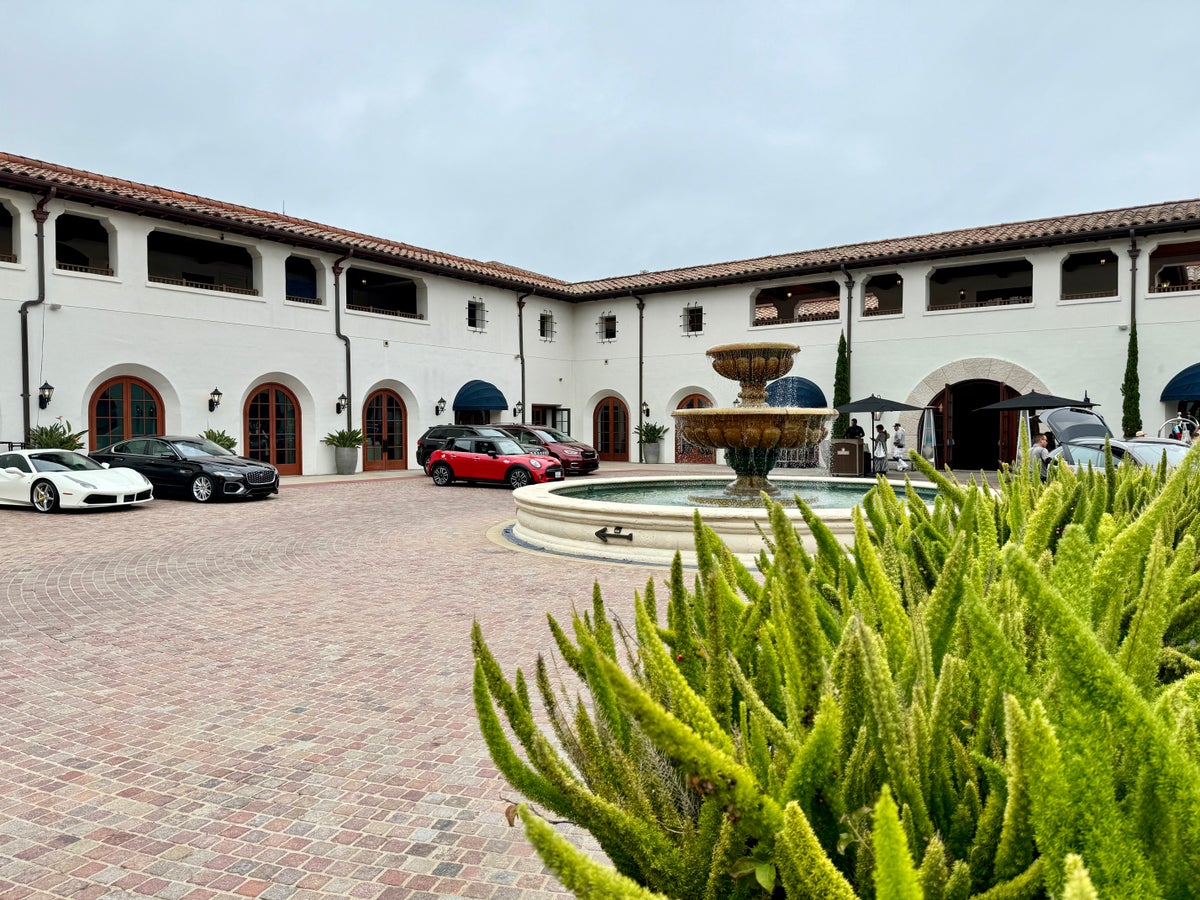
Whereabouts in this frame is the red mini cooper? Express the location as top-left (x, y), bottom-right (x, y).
top-left (425, 435), bottom-right (564, 488)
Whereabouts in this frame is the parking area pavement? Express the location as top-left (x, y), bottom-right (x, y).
top-left (0, 465), bottom-right (687, 899)
top-left (0, 460), bottom-right (949, 899)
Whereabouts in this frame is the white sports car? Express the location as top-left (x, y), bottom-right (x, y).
top-left (0, 448), bottom-right (154, 513)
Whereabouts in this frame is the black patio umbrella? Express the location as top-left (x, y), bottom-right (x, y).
top-left (835, 394), bottom-right (925, 415)
top-left (974, 390), bottom-right (1095, 413)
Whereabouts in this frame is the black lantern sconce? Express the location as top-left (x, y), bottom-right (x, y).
top-left (208, 387), bottom-right (223, 412)
top-left (435, 397), bottom-right (447, 416)
top-left (512, 401), bottom-right (524, 419)
top-left (641, 401), bottom-right (650, 417)
top-left (38, 382), bottom-right (54, 410)
top-left (336, 393), bottom-right (348, 415)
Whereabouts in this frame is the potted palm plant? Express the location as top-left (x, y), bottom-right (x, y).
top-left (322, 428), bottom-right (365, 475)
top-left (634, 421), bottom-right (669, 464)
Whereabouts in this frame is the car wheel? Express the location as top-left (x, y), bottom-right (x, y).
top-left (190, 474), bottom-right (216, 503)
top-left (508, 467), bottom-right (532, 489)
top-left (31, 480), bottom-right (60, 513)
top-left (430, 463), bottom-right (454, 486)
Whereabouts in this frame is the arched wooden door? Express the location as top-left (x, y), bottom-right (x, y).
top-left (675, 394), bottom-right (715, 464)
top-left (593, 396), bottom-right (629, 461)
top-left (245, 383), bottom-right (302, 475)
top-left (89, 376), bottom-right (164, 450)
top-left (363, 390), bottom-right (407, 471)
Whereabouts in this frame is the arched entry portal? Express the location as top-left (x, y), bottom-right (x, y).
top-left (926, 381), bottom-right (1021, 469)
top-left (675, 394), bottom-right (714, 464)
top-left (593, 397), bottom-right (629, 461)
top-left (245, 383), bottom-right (302, 476)
top-left (363, 390), bottom-right (407, 471)
top-left (89, 376), bottom-right (164, 450)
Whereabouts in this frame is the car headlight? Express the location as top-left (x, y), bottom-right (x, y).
top-left (66, 476), bottom-right (97, 489)
top-left (212, 471), bottom-right (243, 479)
top-left (558, 447), bottom-right (581, 456)
top-left (529, 459), bottom-right (543, 468)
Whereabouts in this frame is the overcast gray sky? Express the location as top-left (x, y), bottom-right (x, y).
top-left (7, 1), bottom-right (1200, 282)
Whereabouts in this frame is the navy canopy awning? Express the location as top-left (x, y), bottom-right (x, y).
top-left (766, 376), bottom-right (827, 408)
top-left (453, 380), bottom-right (508, 411)
top-left (1161, 363), bottom-right (1200, 401)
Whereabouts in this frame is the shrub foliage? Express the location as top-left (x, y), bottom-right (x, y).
top-left (474, 446), bottom-right (1200, 898)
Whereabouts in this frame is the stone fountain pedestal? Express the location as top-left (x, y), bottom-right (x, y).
top-left (672, 342), bottom-right (835, 497)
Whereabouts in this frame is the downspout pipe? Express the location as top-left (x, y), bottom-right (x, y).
top-left (634, 294), bottom-right (646, 463)
top-left (840, 263), bottom-right (855, 383)
top-left (516, 292), bottom-right (531, 423)
top-left (1128, 229), bottom-right (1139, 329)
top-left (332, 250), bottom-right (354, 428)
top-left (19, 188), bottom-right (56, 439)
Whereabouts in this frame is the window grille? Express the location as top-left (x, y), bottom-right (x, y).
top-left (598, 313), bottom-right (617, 342)
top-left (467, 297), bottom-right (487, 331)
top-left (539, 311), bottom-right (556, 341)
top-left (682, 304), bottom-right (704, 334)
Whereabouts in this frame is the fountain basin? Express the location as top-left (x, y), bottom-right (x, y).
top-left (673, 407), bottom-right (833, 450)
top-left (510, 476), bottom-right (930, 566)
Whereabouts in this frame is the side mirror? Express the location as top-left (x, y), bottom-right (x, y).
top-left (4, 467), bottom-right (23, 476)
top-left (100, 462), bottom-right (110, 469)
top-left (487, 449), bottom-right (498, 457)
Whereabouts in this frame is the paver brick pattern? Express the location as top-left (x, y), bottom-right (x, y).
top-left (0, 467), bottom-right (680, 898)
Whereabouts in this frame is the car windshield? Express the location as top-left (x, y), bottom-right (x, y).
top-left (29, 451), bottom-right (104, 472)
top-left (533, 428), bottom-right (575, 442)
top-left (171, 439), bottom-right (235, 458)
top-left (495, 439), bottom-right (524, 455)
top-left (1127, 442), bottom-right (1190, 467)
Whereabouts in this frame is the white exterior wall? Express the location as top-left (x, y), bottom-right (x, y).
top-left (3, 180), bottom-right (1198, 473)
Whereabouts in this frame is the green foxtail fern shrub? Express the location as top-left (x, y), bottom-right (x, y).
top-left (473, 444), bottom-right (1200, 898)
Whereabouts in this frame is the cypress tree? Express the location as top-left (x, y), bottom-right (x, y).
top-left (832, 332), bottom-right (850, 438)
top-left (1121, 323), bottom-right (1141, 438)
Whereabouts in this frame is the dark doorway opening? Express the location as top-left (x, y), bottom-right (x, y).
top-left (927, 380), bottom-right (1021, 470)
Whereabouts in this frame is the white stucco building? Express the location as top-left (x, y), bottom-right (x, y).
top-left (3, 151), bottom-right (1199, 474)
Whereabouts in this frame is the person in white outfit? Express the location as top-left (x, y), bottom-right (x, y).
top-left (892, 422), bottom-right (907, 470)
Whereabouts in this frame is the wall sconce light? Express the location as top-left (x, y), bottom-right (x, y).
top-left (435, 397), bottom-right (446, 416)
top-left (336, 393), bottom-right (348, 415)
top-left (38, 382), bottom-right (54, 410)
top-left (512, 401), bottom-right (524, 418)
top-left (641, 401), bottom-right (650, 417)
top-left (208, 387), bottom-right (223, 412)
top-left (732, 398), bottom-right (742, 407)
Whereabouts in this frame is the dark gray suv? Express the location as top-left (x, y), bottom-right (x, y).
top-left (416, 425), bottom-right (507, 469)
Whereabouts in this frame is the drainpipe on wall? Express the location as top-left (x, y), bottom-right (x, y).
top-left (1128, 229), bottom-right (1139, 329)
top-left (634, 294), bottom-right (646, 463)
top-left (19, 188), bottom-right (56, 440)
top-left (516, 292), bottom-right (530, 423)
top-left (840, 264), bottom-right (855, 384)
top-left (332, 250), bottom-right (354, 428)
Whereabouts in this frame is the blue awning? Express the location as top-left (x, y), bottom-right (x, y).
top-left (766, 376), bottom-right (827, 408)
top-left (1161, 363), bottom-right (1200, 401)
top-left (453, 380), bottom-right (508, 411)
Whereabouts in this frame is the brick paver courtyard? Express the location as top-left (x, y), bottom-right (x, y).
top-left (0, 466), bottom-right (685, 899)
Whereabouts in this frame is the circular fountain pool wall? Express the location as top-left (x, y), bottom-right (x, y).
top-left (510, 476), bottom-right (937, 565)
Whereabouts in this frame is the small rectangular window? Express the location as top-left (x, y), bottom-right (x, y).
top-left (467, 298), bottom-right (487, 331)
top-left (539, 311), bottom-right (555, 341)
top-left (599, 314), bottom-right (617, 342)
top-left (683, 305), bottom-right (704, 334)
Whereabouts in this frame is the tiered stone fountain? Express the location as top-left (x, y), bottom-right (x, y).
top-left (672, 342), bottom-right (833, 498)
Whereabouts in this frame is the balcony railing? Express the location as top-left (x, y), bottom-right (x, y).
top-left (149, 275), bottom-right (258, 296)
top-left (929, 294), bottom-right (1031, 312)
top-left (1060, 290), bottom-right (1118, 301)
top-left (0, 253), bottom-right (16, 264)
top-left (285, 294), bottom-right (323, 305)
top-left (752, 308), bottom-right (840, 326)
top-left (1149, 282), bottom-right (1200, 294)
top-left (57, 261), bottom-right (113, 277)
top-left (346, 303), bottom-right (425, 320)
top-left (862, 305), bottom-right (901, 318)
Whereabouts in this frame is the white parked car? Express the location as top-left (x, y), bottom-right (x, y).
top-left (0, 449), bottom-right (153, 513)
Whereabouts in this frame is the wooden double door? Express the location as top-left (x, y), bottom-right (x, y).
top-left (363, 390), bottom-right (407, 471)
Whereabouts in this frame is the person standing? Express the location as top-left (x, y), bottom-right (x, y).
top-left (891, 422), bottom-right (907, 470)
top-left (1031, 432), bottom-right (1052, 481)
top-left (845, 418), bottom-right (865, 439)
top-left (872, 424), bottom-right (890, 474)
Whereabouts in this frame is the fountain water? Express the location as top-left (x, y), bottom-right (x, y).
top-left (507, 342), bottom-right (921, 565)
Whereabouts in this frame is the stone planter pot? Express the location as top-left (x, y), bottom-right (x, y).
top-left (641, 442), bottom-right (661, 464)
top-left (334, 446), bottom-right (359, 475)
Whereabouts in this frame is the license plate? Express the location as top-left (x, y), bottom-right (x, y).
top-left (552, 471), bottom-right (563, 479)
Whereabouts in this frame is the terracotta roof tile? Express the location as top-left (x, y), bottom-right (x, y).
top-left (5, 151), bottom-right (1200, 299)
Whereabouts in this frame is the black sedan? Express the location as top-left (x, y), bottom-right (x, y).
top-left (91, 436), bottom-right (279, 502)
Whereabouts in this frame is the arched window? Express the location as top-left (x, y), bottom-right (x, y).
top-left (674, 394), bottom-right (714, 464)
top-left (593, 397), bottom-right (629, 461)
top-left (245, 383), bottom-right (302, 476)
top-left (363, 390), bottom-right (407, 471)
top-left (90, 377), bottom-right (164, 450)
